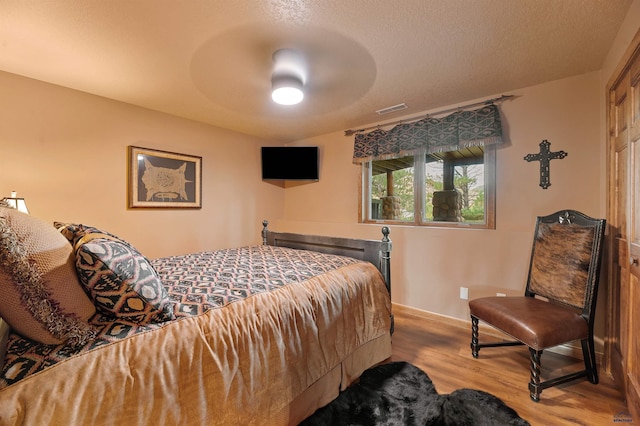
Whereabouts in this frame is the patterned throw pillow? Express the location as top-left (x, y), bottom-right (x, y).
top-left (73, 231), bottom-right (175, 324)
top-left (0, 208), bottom-right (96, 345)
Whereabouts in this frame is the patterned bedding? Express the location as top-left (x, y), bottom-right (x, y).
top-left (0, 245), bottom-right (360, 388)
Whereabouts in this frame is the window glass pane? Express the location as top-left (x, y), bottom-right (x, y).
top-left (371, 156), bottom-right (414, 221)
top-left (424, 151), bottom-right (485, 223)
top-left (456, 164), bottom-right (485, 222)
top-left (424, 159), bottom-right (443, 221)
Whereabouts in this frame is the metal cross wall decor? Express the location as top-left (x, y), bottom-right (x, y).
top-left (524, 140), bottom-right (567, 189)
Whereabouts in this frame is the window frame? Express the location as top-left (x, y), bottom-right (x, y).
top-left (359, 146), bottom-right (496, 229)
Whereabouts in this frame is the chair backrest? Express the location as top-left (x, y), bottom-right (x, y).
top-left (525, 210), bottom-right (606, 318)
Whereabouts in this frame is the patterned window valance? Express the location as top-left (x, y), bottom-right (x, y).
top-left (352, 104), bottom-right (503, 164)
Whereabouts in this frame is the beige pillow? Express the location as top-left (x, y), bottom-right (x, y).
top-left (0, 207), bottom-right (96, 345)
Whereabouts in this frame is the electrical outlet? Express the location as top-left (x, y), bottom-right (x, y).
top-left (496, 292), bottom-right (506, 297)
top-left (460, 287), bottom-right (469, 300)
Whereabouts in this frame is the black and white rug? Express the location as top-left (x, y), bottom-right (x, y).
top-left (300, 361), bottom-right (530, 426)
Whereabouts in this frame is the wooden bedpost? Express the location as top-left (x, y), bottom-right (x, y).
top-left (380, 226), bottom-right (391, 296)
top-left (380, 226), bottom-right (393, 333)
top-left (262, 220), bottom-right (269, 245)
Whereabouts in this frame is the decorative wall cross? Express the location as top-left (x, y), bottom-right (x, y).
top-left (524, 140), bottom-right (567, 189)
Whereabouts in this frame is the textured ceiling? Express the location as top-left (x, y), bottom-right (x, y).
top-left (0, 0), bottom-right (632, 142)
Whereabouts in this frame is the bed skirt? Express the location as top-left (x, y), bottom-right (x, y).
top-left (276, 334), bottom-right (392, 425)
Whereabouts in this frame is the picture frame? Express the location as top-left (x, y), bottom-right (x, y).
top-left (128, 146), bottom-right (202, 208)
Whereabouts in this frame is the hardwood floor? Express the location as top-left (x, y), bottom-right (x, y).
top-left (389, 304), bottom-right (632, 426)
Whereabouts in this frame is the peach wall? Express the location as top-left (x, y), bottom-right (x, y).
top-left (275, 71), bottom-right (604, 329)
top-left (0, 71), bottom-right (284, 259)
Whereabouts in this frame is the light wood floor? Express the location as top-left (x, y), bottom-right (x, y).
top-left (389, 304), bottom-right (632, 426)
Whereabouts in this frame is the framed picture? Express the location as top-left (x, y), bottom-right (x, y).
top-left (128, 146), bottom-right (202, 208)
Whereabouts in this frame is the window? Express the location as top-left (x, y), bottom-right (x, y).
top-left (352, 104), bottom-right (502, 228)
top-left (361, 146), bottom-right (495, 228)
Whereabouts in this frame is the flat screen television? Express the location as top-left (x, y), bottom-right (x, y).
top-left (261, 146), bottom-right (319, 181)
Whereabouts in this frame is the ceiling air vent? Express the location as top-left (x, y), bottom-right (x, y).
top-left (376, 103), bottom-right (408, 115)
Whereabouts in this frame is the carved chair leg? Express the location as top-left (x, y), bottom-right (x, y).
top-left (582, 337), bottom-right (599, 384)
top-left (528, 348), bottom-right (543, 402)
top-left (471, 316), bottom-right (479, 358)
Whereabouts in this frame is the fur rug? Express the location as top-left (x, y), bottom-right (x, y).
top-left (300, 362), bottom-right (530, 426)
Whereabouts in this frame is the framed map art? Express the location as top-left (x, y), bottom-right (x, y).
top-left (128, 146), bottom-right (202, 208)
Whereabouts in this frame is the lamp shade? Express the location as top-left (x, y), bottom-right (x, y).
top-left (2, 191), bottom-right (29, 214)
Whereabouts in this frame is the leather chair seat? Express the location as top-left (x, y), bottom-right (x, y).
top-left (469, 296), bottom-right (588, 351)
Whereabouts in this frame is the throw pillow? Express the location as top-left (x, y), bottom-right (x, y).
top-left (0, 207), bottom-right (96, 345)
top-left (75, 236), bottom-right (175, 324)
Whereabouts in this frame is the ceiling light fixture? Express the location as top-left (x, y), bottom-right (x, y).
top-left (271, 48), bottom-right (305, 106)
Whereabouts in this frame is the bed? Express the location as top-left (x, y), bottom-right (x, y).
top-left (0, 207), bottom-right (392, 426)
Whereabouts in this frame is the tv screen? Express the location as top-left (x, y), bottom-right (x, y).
top-left (261, 146), bottom-right (319, 180)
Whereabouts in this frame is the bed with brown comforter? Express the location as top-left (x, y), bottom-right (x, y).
top-left (0, 208), bottom-right (392, 425)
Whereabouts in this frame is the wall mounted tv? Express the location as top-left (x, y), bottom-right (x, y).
top-left (261, 146), bottom-right (319, 181)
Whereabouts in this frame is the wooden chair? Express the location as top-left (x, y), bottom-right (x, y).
top-left (469, 210), bottom-right (606, 401)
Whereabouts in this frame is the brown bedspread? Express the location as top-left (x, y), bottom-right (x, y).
top-left (0, 247), bottom-right (391, 425)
